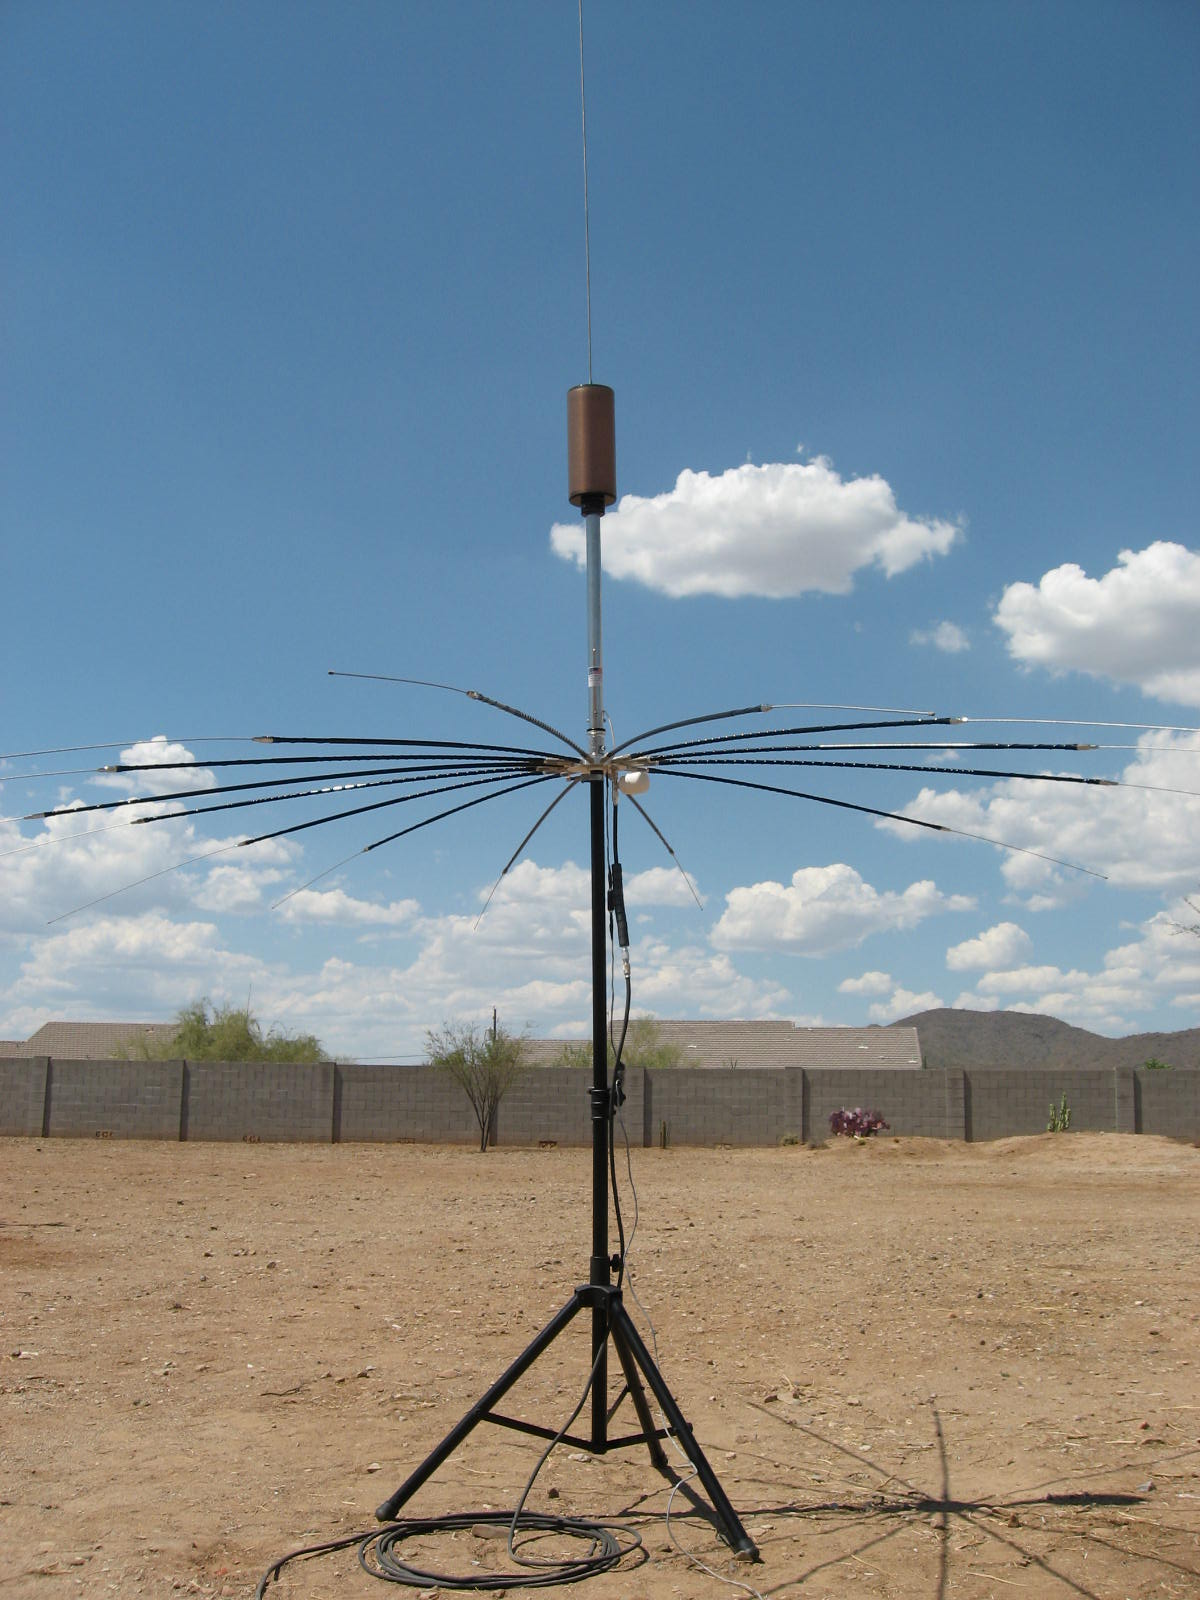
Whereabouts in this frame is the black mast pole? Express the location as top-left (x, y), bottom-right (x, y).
top-left (588, 770), bottom-right (610, 1448)
top-left (568, 380), bottom-right (620, 1450)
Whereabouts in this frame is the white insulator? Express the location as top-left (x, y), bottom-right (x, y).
top-left (617, 768), bottom-right (650, 796)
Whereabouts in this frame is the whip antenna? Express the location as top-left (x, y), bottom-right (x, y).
top-left (578, 0), bottom-right (593, 382)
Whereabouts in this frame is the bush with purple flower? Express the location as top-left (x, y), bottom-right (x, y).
top-left (829, 1106), bottom-right (890, 1139)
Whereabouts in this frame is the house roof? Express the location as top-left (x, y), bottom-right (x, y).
top-left (10, 1021), bottom-right (178, 1060)
top-left (526, 1020), bottom-right (922, 1069)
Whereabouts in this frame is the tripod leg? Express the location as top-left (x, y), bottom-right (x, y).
top-left (608, 1300), bottom-right (758, 1559)
top-left (608, 1318), bottom-right (669, 1470)
top-left (374, 1291), bottom-right (586, 1522)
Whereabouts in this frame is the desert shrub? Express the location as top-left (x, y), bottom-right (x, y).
top-left (119, 999), bottom-right (328, 1062)
top-left (829, 1107), bottom-right (889, 1138)
top-left (553, 1017), bottom-right (686, 1072)
top-left (428, 1022), bottom-right (528, 1152)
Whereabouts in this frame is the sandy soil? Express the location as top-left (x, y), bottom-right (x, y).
top-left (2, 1132), bottom-right (1198, 1600)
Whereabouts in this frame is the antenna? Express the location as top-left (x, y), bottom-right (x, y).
top-left (372, 329), bottom-right (759, 1554)
top-left (13, 16), bottom-right (1187, 1594)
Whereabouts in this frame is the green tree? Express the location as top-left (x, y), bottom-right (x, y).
top-left (428, 1022), bottom-right (528, 1152)
top-left (120, 999), bottom-right (328, 1062)
top-left (552, 1017), bottom-right (686, 1071)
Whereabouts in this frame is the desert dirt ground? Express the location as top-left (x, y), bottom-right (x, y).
top-left (1, 1132), bottom-right (1198, 1600)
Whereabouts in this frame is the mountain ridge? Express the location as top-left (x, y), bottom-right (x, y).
top-left (886, 1008), bottom-right (1200, 1071)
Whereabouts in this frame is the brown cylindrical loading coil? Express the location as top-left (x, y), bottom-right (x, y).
top-left (567, 383), bottom-right (617, 508)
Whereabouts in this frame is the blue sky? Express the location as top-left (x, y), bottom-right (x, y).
top-left (3, 1), bottom-right (1198, 1059)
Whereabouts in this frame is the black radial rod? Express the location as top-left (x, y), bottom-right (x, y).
top-left (129, 768), bottom-right (541, 828)
top-left (361, 774), bottom-right (556, 853)
top-left (475, 780), bottom-right (581, 927)
top-left (27, 762), bottom-right (542, 820)
top-left (628, 714), bottom-right (963, 760)
top-left (92, 745), bottom-right (557, 775)
top-left (268, 777), bottom-right (562, 911)
top-left (623, 791), bottom-right (703, 908)
top-left (608, 703), bottom-right (770, 757)
top-left (639, 739), bottom-right (1101, 759)
top-left (233, 772), bottom-right (552, 848)
top-left (653, 767), bottom-right (1106, 878)
top-left (327, 670), bottom-right (587, 759)
top-left (647, 756), bottom-right (1120, 787)
top-left (257, 731), bottom-right (564, 758)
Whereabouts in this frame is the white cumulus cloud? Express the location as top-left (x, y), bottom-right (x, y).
top-left (910, 620), bottom-right (969, 653)
top-left (710, 862), bottom-right (974, 955)
top-left (276, 887), bottom-right (421, 927)
top-left (943, 902), bottom-right (1200, 1031)
top-left (624, 865), bottom-right (704, 908)
top-left (550, 457), bottom-right (960, 599)
top-left (878, 731), bottom-right (1200, 900)
top-left (838, 969), bottom-right (894, 995)
top-left (994, 542), bottom-right (1200, 705)
top-left (867, 986), bottom-right (944, 1023)
top-left (92, 736), bottom-right (217, 796)
top-left (946, 921), bottom-right (1032, 971)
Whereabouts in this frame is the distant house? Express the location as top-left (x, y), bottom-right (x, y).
top-left (0, 1020), bottom-right (177, 1060)
top-left (525, 1019), bottom-right (922, 1069)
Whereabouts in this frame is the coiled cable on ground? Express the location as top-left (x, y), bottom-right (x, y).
top-left (255, 1511), bottom-right (642, 1594)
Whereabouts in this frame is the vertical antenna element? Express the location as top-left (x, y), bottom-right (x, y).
top-left (578, 0), bottom-right (593, 382)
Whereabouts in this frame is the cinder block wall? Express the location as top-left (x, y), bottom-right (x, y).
top-left (182, 1061), bottom-right (335, 1142)
top-left (645, 1067), bottom-right (794, 1147)
top-left (1137, 1065), bottom-right (1200, 1137)
top-left (965, 1068), bottom-right (1121, 1141)
top-left (336, 1063), bottom-right (481, 1143)
top-left (2, 1058), bottom-right (1197, 1145)
top-left (44, 1060), bottom-right (183, 1140)
top-left (807, 1067), bottom-right (954, 1139)
top-left (0, 1058), bottom-right (49, 1136)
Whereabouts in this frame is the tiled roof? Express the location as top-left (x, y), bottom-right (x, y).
top-left (16, 1021), bottom-right (178, 1059)
top-left (525, 1020), bottom-right (922, 1069)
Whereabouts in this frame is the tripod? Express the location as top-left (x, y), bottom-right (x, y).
top-left (374, 388), bottom-right (757, 1560)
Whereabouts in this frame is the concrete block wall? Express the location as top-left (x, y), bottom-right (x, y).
top-left (1137, 1065), bottom-right (1200, 1138)
top-left (1, 1057), bottom-right (1196, 1145)
top-left (500, 1065), bottom-right (642, 1146)
top-left (964, 1068), bottom-right (1123, 1141)
top-left (182, 1061), bottom-right (335, 1142)
top-left (644, 1067), bottom-right (794, 1147)
top-left (0, 1058), bottom-right (48, 1136)
top-left (807, 1067), bottom-right (954, 1140)
top-left (336, 1064), bottom-right (479, 1143)
top-left (43, 1059), bottom-right (184, 1140)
